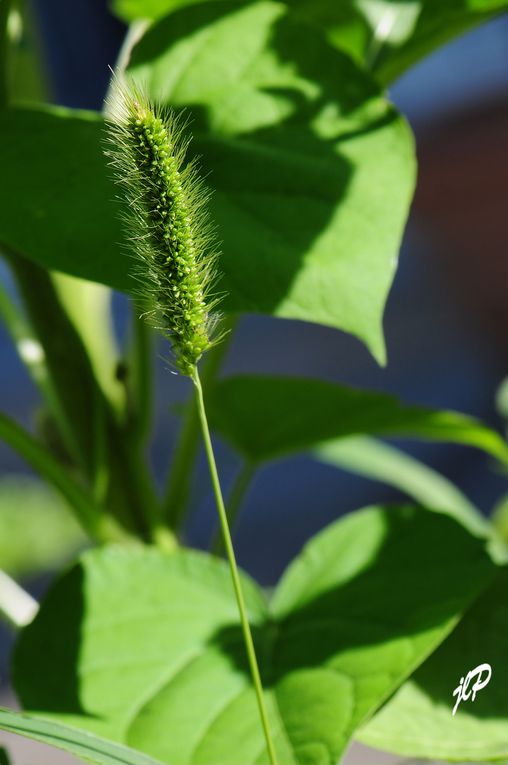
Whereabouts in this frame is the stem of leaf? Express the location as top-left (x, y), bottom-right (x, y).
top-left (211, 461), bottom-right (256, 556)
top-left (0, 0), bottom-right (11, 106)
top-left (127, 300), bottom-right (154, 446)
top-left (0, 279), bottom-right (70, 439)
top-left (163, 316), bottom-right (236, 530)
top-left (192, 366), bottom-right (278, 765)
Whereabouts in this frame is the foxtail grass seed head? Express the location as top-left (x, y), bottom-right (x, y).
top-left (105, 82), bottom-right (221, 376)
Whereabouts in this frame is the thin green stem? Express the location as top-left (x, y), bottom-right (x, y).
top-left (163, 316), bottom-right (236, 530)
top-left (211, 461), bottom-right (256, 556)
top-left (162, 392), bottom-right (200, 530)
top-left (0, 0), bottom-right (12, 106)
top-left (127, 300), bottom-right (154, 446)
top-left (192, 367), bottom-right (278, 765)
top-left (0, 280), bottom-right (62, 413)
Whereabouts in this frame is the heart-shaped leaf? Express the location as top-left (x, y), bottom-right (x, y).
top-left (124, 0), bottom-right (416, 361)
top-left (14, 506), bottom-right (495, 764)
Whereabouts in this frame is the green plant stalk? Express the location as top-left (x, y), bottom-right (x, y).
top-left (163, 317), bottom-right (235, 530)
top-left (212, 460), bottom-right (256, 555)
top-left (127, 300), bottom-right (154, 446)
top-left (192, 366), bottom-right (278, 765)
top-left (0, 0), bottom-right (11, 106)
top-left (0, 279), bottom-right (73, 446)
top-left (6, 251), bottom-right (105, 479)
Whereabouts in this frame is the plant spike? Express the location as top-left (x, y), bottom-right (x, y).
top-left (105, 80), bottom-right (279, 765)
top-left (105, 81), bottom-right (221, 376)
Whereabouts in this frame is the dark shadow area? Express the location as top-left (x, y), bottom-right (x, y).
top-left (399, 568), bottom-right (508, 722)
top-left (13, 564), bottom-right (87, 715)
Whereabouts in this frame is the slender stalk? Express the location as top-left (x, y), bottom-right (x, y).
top-left (0, 280), bottom-right (69, 432)
top-left (0, 0), bottom-right (12, 106)
top-left (192, 367), bottom-right (278, 765)
top-left (163, 317), bottom-right (236, 530)
top-left (163, 393), bottom-right (200, 530)
top-left (0, 570), bottom-right (38, 628)
top-left (128, 301), bottom-right (154, 446)
top-left (212, 461), bottom-right (256, 555)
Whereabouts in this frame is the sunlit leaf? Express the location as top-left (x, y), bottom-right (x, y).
top-left (15, 508), bottom-right (495, 764)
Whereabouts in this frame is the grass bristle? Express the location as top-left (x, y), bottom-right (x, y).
top-left (104, 78), bottom-right (222, 376)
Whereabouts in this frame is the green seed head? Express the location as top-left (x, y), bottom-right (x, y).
top-left (105, 81), bottom-right (221, 376)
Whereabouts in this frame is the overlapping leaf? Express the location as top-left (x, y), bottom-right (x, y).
top-left (208, 375), bottom-right (508, 464)
top-left (14, 507), bottom-right (495, 764)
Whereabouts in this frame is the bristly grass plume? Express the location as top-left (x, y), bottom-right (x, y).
top-left (105, 80), bottom-right (278, 765)
top-left (105, 80), bottom-right (222, 376)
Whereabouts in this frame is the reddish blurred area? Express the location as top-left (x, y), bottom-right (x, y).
top-left (415, 98), bottom-right (508, 346)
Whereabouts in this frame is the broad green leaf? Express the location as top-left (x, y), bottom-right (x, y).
top-left (14, 545), bottom-right (268, 742)
top-left (314, 435), bottom-right (486, 535)
top-left (0, 107), bottom-right (129, 292)
top-left (15, 507), bottom-right (495, 764)
top-left (0, 708), bottom-right (166, 765)
top-left (0, 476), bottom-right (85, 576)
top-left (110, 0), bottom-right (508, 85)
top-left (124, 0), bottom-right (415, 361)
top-left (208, 375), bottom-right (508, 464)
top-left (357, 567), bottom-right (508, 760)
